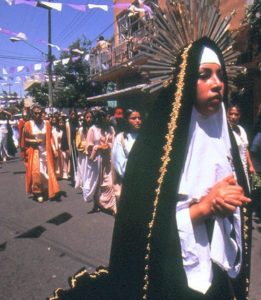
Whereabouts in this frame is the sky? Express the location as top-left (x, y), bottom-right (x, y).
top-left (0, 0), bottom-right (115, 96)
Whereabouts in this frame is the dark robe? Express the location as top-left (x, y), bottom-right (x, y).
top-left (49, 38), bottom-right (252, 300)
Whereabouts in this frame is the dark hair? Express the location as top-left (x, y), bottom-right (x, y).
top-left (30, 104), bottom-right (43, 119)
top-left (82, 110), bottom-right (94, 135)
top-left (69, 108), bottom-right (78, 117)
top-left (124, 108), bottom-right (141, 119)
top-left (227, 103), bottom-right (241, 113)
top-left (122, 108), bottom-right (142, 136)
top-left (93, 109), bottom-right (107, 127)
top-left (31, 104), bottom-right (43, 117)
top-left (83, 109), bottom-right (93, 119)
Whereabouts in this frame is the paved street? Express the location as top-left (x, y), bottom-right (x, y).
top-left (0, 155), bottom-right (260, 300)
top-left (0, 155), bottom-right (115, 299)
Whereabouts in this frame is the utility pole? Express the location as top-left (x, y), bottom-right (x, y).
top-left (47, 0), bottom-right (53, 108)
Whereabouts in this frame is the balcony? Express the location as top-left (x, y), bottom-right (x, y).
top-left (89, 27), bottom-right (150, 82)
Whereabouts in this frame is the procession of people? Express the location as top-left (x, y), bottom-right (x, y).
top-left (1, 43), bottom-right (260, 300)
top-left (3, 104), bottom-right (142, 216)
top-left (1, 53), bottom-right (260, 300)
top-left (1, 60), bottom-right (259, 300)
top-left (0, 1), bottom-right (260, 299)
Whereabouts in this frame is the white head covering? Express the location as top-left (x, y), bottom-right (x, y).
top-left (200, 46), bottom-right (221, 65)
top-left (179, 103), bottom-right (232, 199)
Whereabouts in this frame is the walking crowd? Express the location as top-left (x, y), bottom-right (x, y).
top-left (1, 41), bottom-right (261, 300)
top-left (1, 104), bottom-right (143, 216)
top-left (0, 101), bottom-right (261, 217)
top-left (1, 1), bottom-right (260, 299)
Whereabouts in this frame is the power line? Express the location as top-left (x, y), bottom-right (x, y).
top-left (55, 0), bottom-right (103, 44)
top-left (0, 54), bottom-right (43, 62)
top-left (56, 1), bottom-right (102, 46)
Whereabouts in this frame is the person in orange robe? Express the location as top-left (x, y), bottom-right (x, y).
top-left (22, 104), bottom-right (60, 202)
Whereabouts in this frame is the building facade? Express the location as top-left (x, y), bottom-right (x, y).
top-left (87, 0), bottom-right (259, 127)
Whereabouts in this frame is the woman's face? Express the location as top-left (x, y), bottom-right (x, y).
top-left (195, 63), bottom-right (224, 116)
top-left (84, 112), bottom-right (93, 125)
top-left (128, 111), bottom-right (142, 132)
top-left (70, 112), bottom-right (77, 119)
top-left (227, 107), bottom-right (240, 126)
top-left (32, 108), bottom-right (42, 123)
top-left (51, 117), bottom-right (57, 125)
top-left (58, 120), bottom-right (65, 128)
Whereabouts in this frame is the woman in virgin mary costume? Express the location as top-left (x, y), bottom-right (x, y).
top-left (49, 1), bottom-right (252, 299)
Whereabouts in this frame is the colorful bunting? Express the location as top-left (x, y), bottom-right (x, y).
top-left (72, 48), bottom-right (84, 55)
top-left (3, 1), bottom-right (152, 14)
top-left (61, 58), bottom-right (70, 65)
top-left (67, 3), bottom-right (86, 12)
top-left (5, 0), bottom-right (14, 5)
top-left (33, 63), bottom-right (42, 71)
top-left (53, 60), bottom-right (61, 66)
top-left (17, 66), bottom-right (25, 72)
top-left (15, 0), bottom-right (37, 7)
top-left (87, 4), bottom-right (108, 11)
top-left (71, 56), bottom-right (81, 62)
top-left (1, 1), bottom-right (154, 85)
top-left (40, 1), bottom-right (62, 11)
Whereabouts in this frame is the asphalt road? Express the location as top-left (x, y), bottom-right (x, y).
top-left (0, 155), bottom-right (260, 300)
top-left (0, 155), bottom-right (115, 299)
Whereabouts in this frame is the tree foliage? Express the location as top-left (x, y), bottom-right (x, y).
top-left (26, 35), bottom-right (103, 108)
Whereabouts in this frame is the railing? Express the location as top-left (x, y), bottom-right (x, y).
top-left (89, 26), bottom-right (151, 76)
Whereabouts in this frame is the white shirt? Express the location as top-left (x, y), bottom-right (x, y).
top-left (112, 132), bottom-right (138, 178)
top-left (232, 125), bottom-right (249, 177)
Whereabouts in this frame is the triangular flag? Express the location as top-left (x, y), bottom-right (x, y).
top-left (15, 0), bottom-right (37, 7)
top-left (17, 66), bottom-right (25, 73)
top-left (34, 63), bottom-right (42, 71)
top-left (39, 1), bottom-right (62, 11)
top-left (53, 60), bottom-right (61, 66)
top-left (62, 58), bottom-right (70, 65)
top-left (48, 43), bottom-right (61, 51)
top-left (67, 4), bottom-right (86, 12)
top-left (72, 48), bottom-right (84, 55)
top-left (87, 4), bottom-right (108, 12)
top-left (72, 56), bottom-right (81, 62)
top-left (5, 0), bottom-right (14, 5)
